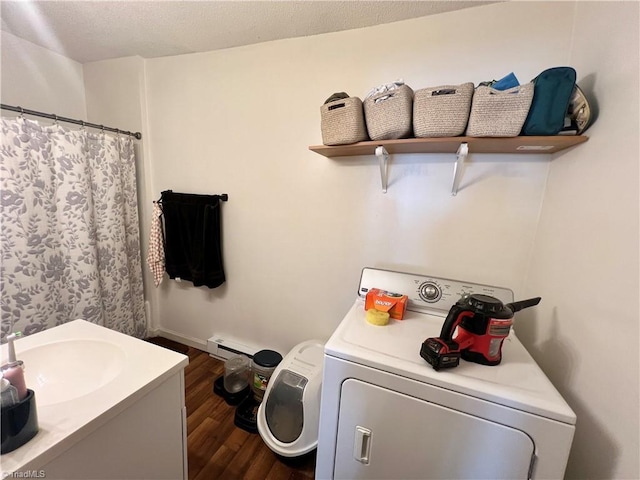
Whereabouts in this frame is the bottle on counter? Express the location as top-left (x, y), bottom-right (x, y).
top-left (1, 333), bottom-right (27, 401)
top-left (1, 375), bottom-right (19, 408)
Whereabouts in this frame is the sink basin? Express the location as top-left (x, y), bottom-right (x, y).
top-left (20, 339), bottom-right (126, 406)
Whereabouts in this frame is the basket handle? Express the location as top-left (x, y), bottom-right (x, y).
top-left (432, 88), bottom-right (456, 96)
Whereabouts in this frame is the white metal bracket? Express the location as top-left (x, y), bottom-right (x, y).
top-left (375, 146), bottom-right (389, 193)
top-left (451, 142), bottom-right (468, 196)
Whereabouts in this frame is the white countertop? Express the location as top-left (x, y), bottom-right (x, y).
top-left (0, 320), bottom-right (189, 474)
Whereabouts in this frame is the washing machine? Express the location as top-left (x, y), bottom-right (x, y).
top-left (316, 268), bottom-right (576, 480)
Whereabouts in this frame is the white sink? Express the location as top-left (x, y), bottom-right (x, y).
top-left (20, 339), bottom-right (126, 406)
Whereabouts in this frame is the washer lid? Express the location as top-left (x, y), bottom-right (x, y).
top-left (325, 300), bottom-right (576, 425)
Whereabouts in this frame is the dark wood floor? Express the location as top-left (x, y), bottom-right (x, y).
top-left (184, 346), bottom-right (316, 480)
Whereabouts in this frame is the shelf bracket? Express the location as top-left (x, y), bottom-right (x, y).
top-left (451, 142), bottom-right (468, 196)
top-left (375, 146), bottom-right (389, 193)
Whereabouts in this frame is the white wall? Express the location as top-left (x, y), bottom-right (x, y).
top-left (520, 2), bottom-right (639, 479)
top-left (144, 1), bottom-right (572, 353)
top-left (83, 57), bottom-right (146, 135)
top-left (0, 30), bottom-right (86, 118)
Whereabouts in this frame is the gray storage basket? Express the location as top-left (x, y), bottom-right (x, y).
top-left (364, 85), bottom-right (414, 141)
top-left (466, 83), bottom-right (534, 137)
top-left (320, 97), bottom-right (369, 146)
top-left (413, 82), bottom-right (474, 137)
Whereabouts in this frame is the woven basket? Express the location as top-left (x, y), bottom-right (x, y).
top-left (321, 97), bottom-right (369, 146)
top-left (413, 82), bottom-right (474, 137)
top-left (466, 83), bottom-right (534, 137)
top-left (364, 85), bottom-right (414, 141)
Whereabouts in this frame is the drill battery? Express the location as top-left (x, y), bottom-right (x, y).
top-left (420, 338), bottom-right (461, 371)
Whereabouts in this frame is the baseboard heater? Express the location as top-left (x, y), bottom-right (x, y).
top-left (207, 335), bottom-right (259, 360)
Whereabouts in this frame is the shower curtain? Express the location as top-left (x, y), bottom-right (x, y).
top-left (0, 116), bottom-right (146, 340)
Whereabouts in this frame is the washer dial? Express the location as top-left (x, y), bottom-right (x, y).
top-left (419, 281), bottom-right (442, 303)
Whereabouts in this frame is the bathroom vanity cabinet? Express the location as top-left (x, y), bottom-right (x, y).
top-left (0, 320), bottom-right (189, 480)
top-left (41, 371), bottom-right (186, 479)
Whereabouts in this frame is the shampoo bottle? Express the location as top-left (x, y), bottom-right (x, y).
top-left (1, 333), bottom-right (27, 401)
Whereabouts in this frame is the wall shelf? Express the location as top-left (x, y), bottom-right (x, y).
top-left (309, 135), bottom-right (588, 194)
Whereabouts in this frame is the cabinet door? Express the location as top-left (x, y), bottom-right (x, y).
top-left (334, 379), bottom-right (534, 480)
top-left (42, 373), bottom-right (186, 479)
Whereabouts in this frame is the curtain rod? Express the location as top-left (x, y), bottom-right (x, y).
top-left (1, 104), bottom-right (142, 140)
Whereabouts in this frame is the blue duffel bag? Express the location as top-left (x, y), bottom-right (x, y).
top-left (521, 67), bottom-right (576, 135)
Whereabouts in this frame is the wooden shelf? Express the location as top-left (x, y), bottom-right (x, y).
top-left (309, 135), bottom-right (588, 195)
top-left (309, 135), bottom-right (588, 158)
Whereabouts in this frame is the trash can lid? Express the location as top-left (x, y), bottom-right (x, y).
top-left (253, 350), bottom-right (283, 368)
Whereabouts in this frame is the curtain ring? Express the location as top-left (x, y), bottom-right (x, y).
top-left (54, 114), bottom-right (59, 125)
top-left (18, 107), bottom-right (24, 118)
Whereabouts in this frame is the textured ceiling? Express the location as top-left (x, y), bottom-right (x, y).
top-left (0, 1), bottom-right (496, 64)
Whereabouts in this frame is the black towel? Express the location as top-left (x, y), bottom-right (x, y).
top-left (160, 190), bottom-right (225, 288)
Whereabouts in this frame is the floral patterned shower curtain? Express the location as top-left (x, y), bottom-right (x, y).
top-left (0, 116), bottom-right (146, 340)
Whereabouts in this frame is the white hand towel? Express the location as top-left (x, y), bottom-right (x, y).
top-left (147, 203), bottom-right (165, 287)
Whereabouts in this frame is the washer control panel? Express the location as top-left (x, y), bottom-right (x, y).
top-left (358, 267), bottom-right (514, 316)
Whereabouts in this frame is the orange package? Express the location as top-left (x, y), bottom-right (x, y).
top-left (365, 288), bottom-right (408, 320)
